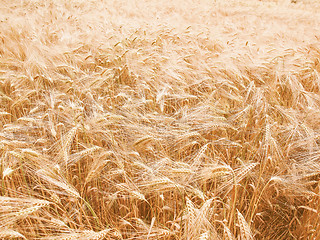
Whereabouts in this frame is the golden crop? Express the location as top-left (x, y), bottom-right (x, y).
top-left (0, 0), bottom-right (320, 239)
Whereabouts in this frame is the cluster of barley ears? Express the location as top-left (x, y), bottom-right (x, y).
top-left (1, 0), bottom-right (320, 239)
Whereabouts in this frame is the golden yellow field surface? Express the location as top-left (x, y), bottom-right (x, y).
top-left (1, 0), bottom-right (320, 239)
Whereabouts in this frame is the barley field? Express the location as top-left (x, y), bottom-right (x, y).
top-left (1, 0), bottom-right (320, 239)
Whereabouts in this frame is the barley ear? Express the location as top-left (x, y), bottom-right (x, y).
top-left (237, 210), bottom-right (253, 240)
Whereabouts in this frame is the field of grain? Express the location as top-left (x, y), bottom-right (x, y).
top-left (1, 0), bottom-right (320, 239)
